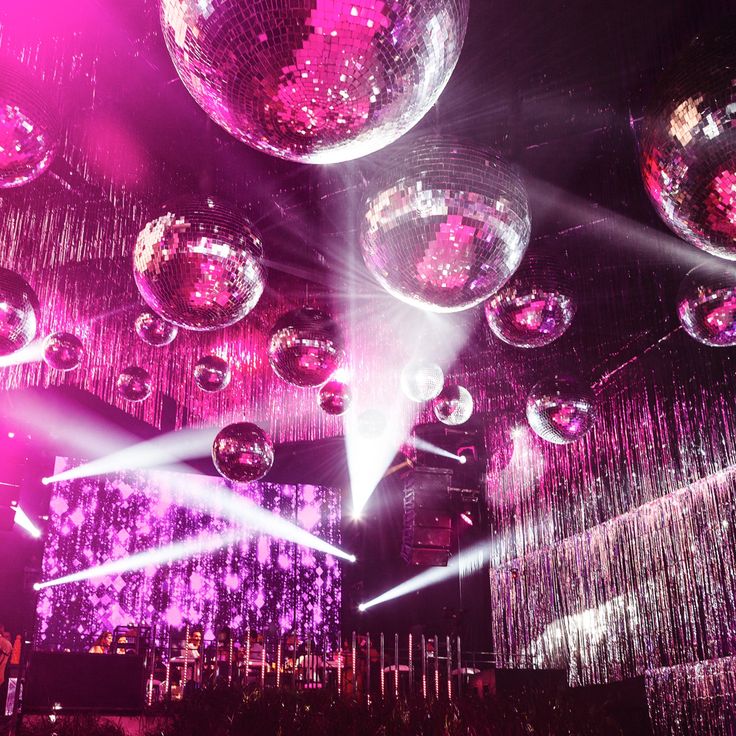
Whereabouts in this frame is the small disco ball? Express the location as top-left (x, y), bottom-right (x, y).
top-left (485, 255), bottom-right (576, 348)
top-left (0, 59), bottom-right (57, 188)
top-left (433, 384), bottom-right (473, 425)
top-left (0, 267), bottom-right (38, 356)
top-left (194, 354), bottom-right (232, 392)
top-left (362, 137), bottom-right (531, 312)
top-left (134, 310), bottom-right (178, 347)
top-left (677, 263), bottom-right (736, 346)
top-left (133, 197), bottom-right (265, 331)
top-left (400, 361), bottom-right (444, 402)
top-left (526, 376), bottom-right (596, 445)
top-left (42, 332), bottom-right (83, 372)
top-left (268, 307), bottom-right (344, 387)
top-left (318, 379), bottom-right (351, 416)
top-left (640, 27), bottom-right (736, 259)
top-left (159, 0), bottom-right (468, 164)
top-left (117, 366), bottom-right (153, 402)
top-left (212, 422), bottom-right (274, 482)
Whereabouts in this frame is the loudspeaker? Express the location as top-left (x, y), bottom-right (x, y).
top-left (402, 468), bottom-right (453, 566)
top-left (24, 653), bottom-right (145, 713)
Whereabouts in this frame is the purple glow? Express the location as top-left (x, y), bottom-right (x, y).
top-left (36, 458), bottom-right (341, 651)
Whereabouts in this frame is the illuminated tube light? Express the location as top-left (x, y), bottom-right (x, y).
top-left (14, 505), bottom-right (42, 538)
top-left (358, 540), bottom-right (489, 611)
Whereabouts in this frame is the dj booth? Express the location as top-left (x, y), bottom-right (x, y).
top-left (24, 652), bottom-right (146, 713)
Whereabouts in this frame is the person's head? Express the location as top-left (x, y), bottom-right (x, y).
top-left (189, 630), bottom-right (202, 648)
top-left (96, 631), bottom-right (113, 648)
top-left (217, 626), bottom-right (231, 643)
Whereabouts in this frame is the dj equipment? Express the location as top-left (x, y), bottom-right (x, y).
top-left (24, 652), bottom-right (145, 713)
top-left (401, 467), bottom-right (453, 566)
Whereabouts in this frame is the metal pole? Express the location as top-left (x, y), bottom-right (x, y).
top-left (380, 633), bottom-right (385, 699)
top-left (421, 635), bottom-right (427, 700)
top-left (446, 635), bottom-right (452, 699)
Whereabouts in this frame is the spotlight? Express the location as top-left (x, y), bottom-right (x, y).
top-left (458, 455), bottom-right (467, 464)
top-left (41, 477), bottom-right (51, 486)
top-left (358, 603), bottom-right (367, 612)
top-left (510, 426), bottom-right (525, 440)
top-left (7, 432), bottom-right (14, 439)
top-left (32, 583), bottom-right (41, 592)
top-left (347, 554), bottom-right (358, 563)
top-left (459, 512), bottom-right (473, 526)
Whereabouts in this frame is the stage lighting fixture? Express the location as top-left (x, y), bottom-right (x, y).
top-left (458, 456), bottom-right (467, 465)
top-left (459, 512), bottom-right (473, 526)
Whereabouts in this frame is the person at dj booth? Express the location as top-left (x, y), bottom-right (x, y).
top-left (89, 631), bottom-right (113, 654)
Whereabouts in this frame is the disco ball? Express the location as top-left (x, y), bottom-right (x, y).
top-left (268, 307), bottom-right (344, 387)
top-left (485, 255), bottom-right (576, 348)
top-left (133, 197), bottom-right (265, 331)
top-left (117, 366), bottom-right (153, 402)
top-left (212, 422), bottom-right (274, 482)
top-left (362, 137), bottom-right (531, 312)
top-left (194, 354), bottom-right (232, 392)
top-left (0, 59), bottom-right (57, 188)
top-left (0, 267), bottom-right (38, 356)
top-left (400, 361), bottom-right (444, 402)
top-left (134, 310), bottom-right (178, 346)
top-left (159, 0), bottom-right (468, 164)
top-left (433, 384), bottom-right (473, 426)
top-left (318, 379), bottom-right (351, 416)
top-left (640, 27), bottom-right (736, 259)
top-left (526, 376), bottom-right (596, 445)
top-left (677, 263), bottom-right (736, 346)
top-left (42, 332), bottom-right (83, 372)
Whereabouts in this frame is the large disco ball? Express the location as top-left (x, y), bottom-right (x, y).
top-left (133, 197), bottom-right (265, 331)
top-left (117, 366), bottom-right (153, 402)
top-left (212, 422), bottom-right (274, 482)
top-left (194, 354), bottom-right (232, 392)
top-left (400, 361), bottom-right (444, 402)
top-left (640, 27), bottom-right (736, 259)
top-left (0, 267), bottom-right (38, 356)
top-left (526, 376), bottom-right (596, 445)
top-left (159, 0), bottom-right (468, 164)
top-left (0, 59), bottom-right (57, 188)
top-left (677, 263), bottom-right (736, 346)
top-left (42, 332), bottom-right (83, 372)
top-left (433, 384), bottom-right (473, 426)
top-left (268, 307), bottom-right (344, 387)
top-left (318, 379), bottom-right (352, 416)
top-left (362, 137), bottom-right (531, 312)
top-left (134, 310), bottom-right (178, 346)
top-left (485, 255), bottom-right (576, 348)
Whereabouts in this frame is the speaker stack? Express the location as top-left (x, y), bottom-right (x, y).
top-left (401, 467), bottom-right (453, 566)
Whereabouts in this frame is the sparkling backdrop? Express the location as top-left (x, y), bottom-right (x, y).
top-left (36, 458), bottom-right (341, 652)
top-left (159, 0), bottom-right (468, 164)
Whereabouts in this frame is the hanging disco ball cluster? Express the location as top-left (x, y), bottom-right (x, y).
top-left (485, 254), bottom-right (576, 348)
top-left (361, 136), bottom-right (531, 312)
top-left (641, 27), bottom-right (736, 260)
top-left (133, 197), bottom-right (265, 331)
top-left (0, 58), bottom-right (57, 189)
top-left (0, 267), bottom-right (38, 357)
top-left (158, 0), bottom-right (469, 164)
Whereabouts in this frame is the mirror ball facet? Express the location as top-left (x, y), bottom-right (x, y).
top-left (640, 27), bottom-right (736, 260)
top-left (362, 137), bottom-right (531, 312)
top-left (433, 384), bottom-right (473, 426)
top-left (117, 366), bottom-right (153, 403)
top-left (318, 379), bottom-right (352, 416)
top-left (133, 198), bottom-right (265, 331)
top-left (42, 332), bottom-right (84, 372)
top-left (268, 307), bottom-right (344, 387)
top-left (677, 263), bottom-right (736, 347)
top-left (212, 422), bottom-right (274, 482)
top-left (194, 354), bottom-right (232, 392)
top-left (134, 310), bottom-right (178, 347)
top-left (158, 0), bottom-right (469, 164)
top-left (485, 256), bottom-right (576, 348)
top-left (0, 60), bottom-right (57, 188)
top-left (400, 361), bottom-right (444, 403)
top-left (526, 376), bottom-right (596, 445)
top-left (0, 267), bottom-right (38, 356)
